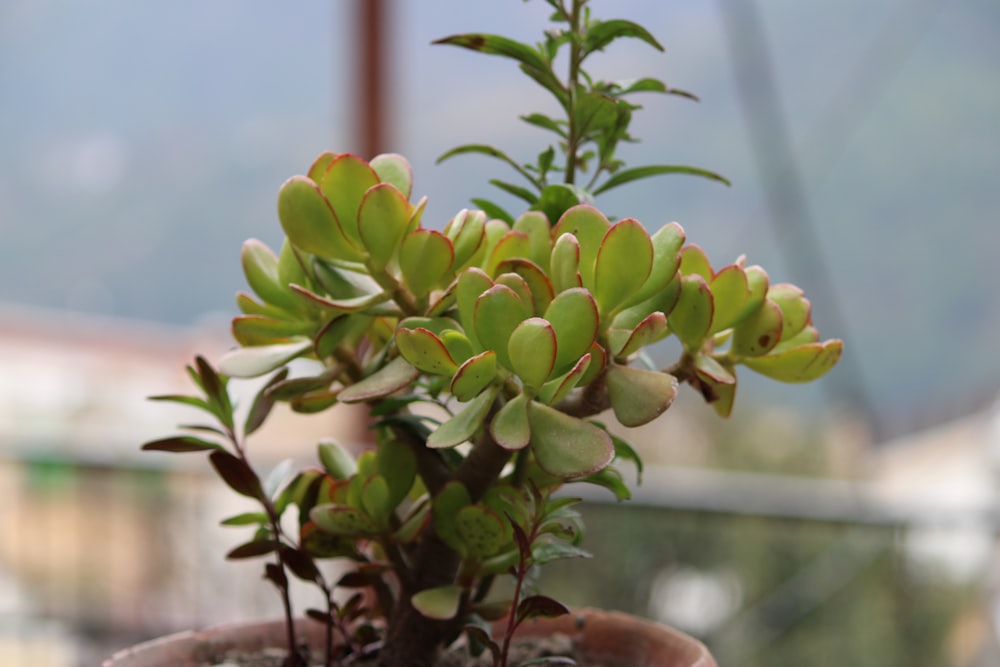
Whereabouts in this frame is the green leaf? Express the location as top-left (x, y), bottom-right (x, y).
top-left (583, 18), bottom-right (665, 57)
top-left (432, 33), bottom-right (557, 95)
top-left (450, 350), bottom-right (499, 402)
top-left (399, 229), bottom-right (455, 298)
top-left (474, 284), bottom-right (531, 370)
top-left (310, 504), bottom-right (380, 537)
top-left (396, 327), bottom-right (460, 376)
top-left (470, 198), bottom-right (514, 225)
top-left (679, 244), bottom-right (713, 280)
top-left (609, 312), bottom-right (668, 359)
top-left (537, 353), bottom-right (591, 406)
top-left (521, 112), bottom-right (566, 137)
top-left (486, 231), bottom-right (532, 277)
top-left (217, 339), bottom-right (312, 379)
top-left (489, 178), bottom-right (538, 205)
top-left (436, 143), bottom-right (540, 189)
top-left (496, 259), bottom-right (555, 315)
top-left (370, 153), bottom-right (413, 199)
top-left (533, 184), bottom-right (589, 229)
top-left (489, 392), bottom-right (532, 451)
top-left (768, 283), bottom-right (812, 340)
top-left (412, 585), bottom-right (463, 621)
top-left (549, 232), bottom-right (582, 293)
top-left (731, 298), bottom-right (784, 357)
top-left (529, 402), bottom-right (613, 479)
top-left (606, 364), bottom-right (678, 427)
top-left (231, 315), bottom-right (314, 347)
top-left (515, 595), bottom-right (571, 626)
top-left (507, 318), bottom-right (557, 389)
top-left (456, 505), bottom-right (506, 559)
top-left (141, 435), bottom-right (223, 453)
top-left (358, 183), bottom-right (411, 271)
top-left (742, 339), bottom-right (843, 383)
top-left (593, 219), bottom-right (653, 317)
top-left (220, 512), bottom-right (268, 527)
top-left (338, 356), bottom-right (420, 403)
top-left (543, 287), bottom-right (599, 376)
top-left (277, 175), bottom-right (360, 261)
top-left (318, 154), bottom-right (380, 248)
top-left (593, 164), bottom-right (730, 195)
top-left (318, 439), bottom-right (358, 479)
top-left (446, 209), bottom-right (488, 268)
top-left (240, 239), bottom-right (301, 314)
top-left (361, 475), bottom-right (393, 527)
top-left (375, 438), bottom-right (417, 510)
top-left (619, 222), bottom-right (685, 311)
top-left (709, 264), bottom-right (751, 333)
top-left (551, 205), bottom-right (610, 289)
top-left (668, 275), bottom-right (714, 350)
top-left (511, 211), bottom-right (554, 271)
top-left (427, 386), bottom-right (499, 449)
top-left (433, 481), bottom-right (472, 554)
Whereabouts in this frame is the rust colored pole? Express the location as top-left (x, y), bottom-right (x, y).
top-left (356, 0), bottom-right (388, 158)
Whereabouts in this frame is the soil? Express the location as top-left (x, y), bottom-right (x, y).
top-left (203, 634), bottom-right (582, 667)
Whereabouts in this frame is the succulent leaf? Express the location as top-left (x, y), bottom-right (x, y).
top-left (412, 585), bottom-right (463, 620)
top-left (370, 153), bottom-right (414, 199)
top-left (742, 339), bottom-right (843, 383)
top-left (358, 183), bottom-right (411, 272)
top-left (277, 176), bottom-right (360, 261)
top-left (552, 205), bottom-right (611, 289)
top-left (450, 350), bottom-right (499, 401)
top-left (218, 339), bottom-right (312, 378)
top-left (507, 318), bottom-right (557, 389)
top-left (319, 154), bottom-right (380, 248)
top-left (768, 283), bottom-right (812, 340)
top-left (490, 392), bottom-right (532, 450)
top-left (427, 386), bottom-right (499, 449)
top-left (337, 356), bottom-right (420, 403)
top-left (544, 287), bottom-right (600, 375)
top-left (549, 233), bottom-right (583, 293)
top-left (731, 298), bottom-right (784, 357)
top-left (593, 219), bottom-right (653, 317)
top-left (474, 284), bottom-right (531, 370)
top-left (606, 364), bottom-right (678, 427)
top-left (668, 274), bottom-right (714, 349)
top-left (709, 265), bottom-right (750, 333)
top-left (399, 229), bottom-right (455, 298)
top-left (456, 505), bottom-right (507, 559)
top-left (310, 505), bottom-right (379, 537)
top-left (528, 402), bottom-right (614, 479)
top-left (396, 328), bottom-right (460, 376)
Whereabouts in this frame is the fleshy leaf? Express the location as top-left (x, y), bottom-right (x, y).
top-left (731, 298), bottom-right (784, 357)
top-left (427, 386), bottom-right (499, 449)
top-left (507, 318), bottom-right (557, 389)
top-left (450, 350), bottom-right (499, 401)
top-left (446, 209), bottom-right (488, 269)
top-left (361, 475), bottom-right (392, 527)
top-left (218, 339), bottom-right (312, 378)
top-left (668, 274), bottom-right (714, 349)
top-left (338, 356), bottom-right (420, 403)
top-left (768, 283), bottom-right (812, 340)
top-left (358, 183), bottom-right (410, 271)
top-left (528, 402), bottom-right (613, 479)
top-left (609, 311), bottom-right (668, 359)
top-left (277, 176), bottom-right (359, 261)
top-left (318, 439), bottom-right (358, 479)
top-left (474, 285), bottom-right (530, 370)
top-left (709, 264), bottom-right (750, 333)
top-left (319, 154), bottom-right (380, 248)
top-left (456, 505), bottom-right (506, 559)
top-left (495, 259), bottom-right (554, 315)
top-left (396, 327), bottom-right (460, 376)
top-left (593, 219), bottom-right (653, 317)
top-left (456, 268), bottom-right (495, 349)
top-left (512, 211), bottom-right (553, 270)
top-left (606, 364), bottom-right (678, 427)
top-left (412, 585), bottom-right (462, 621)
top-left (549, 233), bottom-right (582, 293)
top-left (375, 438), bottom-right (417, 510)
top-left (679, 245), bottom-right (712, 280)
top-left (537, 353), bottom-right (591, 406)
top-left (370, 153), bottom-right (413, 199)
top-left (742, 339), bottom-right (843, 383)
top-left (231, 315), bottom-right (313, 347)
top-left (552, 205), bottom-right (611, 289)
top-left (489, 392), bottom-right (531, 450)
top-left (486, 231), bottom-right (531, 276)
top-left (399, 229), bottom-right (455, 298)
top-left (310, 504), bottom-right (379, 537)
top-left (544, 287), bottom-right (599, 375)
top-left (619, 222), bottom-right (685, 310)
top-left (241, 239), bottom-right (301, 314)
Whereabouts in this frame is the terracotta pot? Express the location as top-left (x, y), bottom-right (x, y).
top-left (104, 609), bottom-right (716, 667)
top-left (513, 608), bottom-right (717, 667)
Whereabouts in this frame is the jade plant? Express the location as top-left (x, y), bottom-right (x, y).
top-left (144, 2), bottom-right (842, 666)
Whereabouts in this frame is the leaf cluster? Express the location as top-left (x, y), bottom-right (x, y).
top-left (435, 0), bottom-right (729, 224)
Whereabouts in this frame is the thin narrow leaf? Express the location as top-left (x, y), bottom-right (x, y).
top-left (594, 164), bottom-right (730, 195)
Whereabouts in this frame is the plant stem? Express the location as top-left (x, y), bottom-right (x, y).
top-left (563, 0), bottom-right (585, 186)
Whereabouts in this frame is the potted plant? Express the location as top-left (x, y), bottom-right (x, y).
top-left (118, 1), bottom-right (842, 666)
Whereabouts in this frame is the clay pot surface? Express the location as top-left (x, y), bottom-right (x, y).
top-left (104, 609), bottom-right (716, 667)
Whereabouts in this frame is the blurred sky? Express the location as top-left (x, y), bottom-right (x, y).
top-left (1, 0), bottom-right (998, 436)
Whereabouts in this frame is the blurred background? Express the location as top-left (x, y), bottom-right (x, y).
top-left (1, 0), bottom-right (999, 665)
